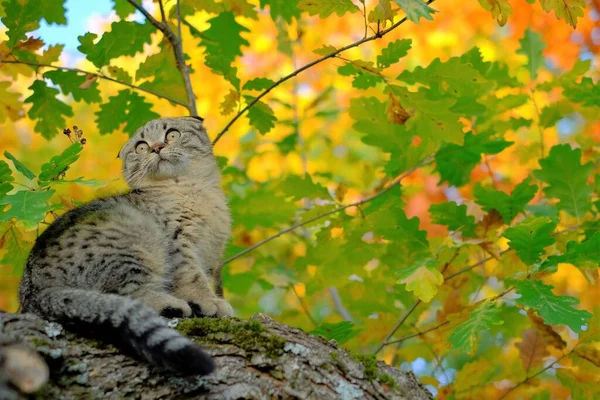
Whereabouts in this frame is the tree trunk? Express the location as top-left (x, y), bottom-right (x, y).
top-left (0, 312), bottom-right (432, 399)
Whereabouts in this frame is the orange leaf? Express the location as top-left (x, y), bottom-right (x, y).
top-left (515, 328), bottom-right (549, 374)
top-left (78, 74), bottom-right (98, 89)
top-left (387, 92), bottom-right (411, 125)
top-left (528, 311), bottom-right (567, 351)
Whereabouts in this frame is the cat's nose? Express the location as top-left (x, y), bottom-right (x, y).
top-left (151, 143), bottom-right (165, 153)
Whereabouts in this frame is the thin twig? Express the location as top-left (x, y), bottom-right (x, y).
top-left (328, 287), bottom-right (354, 322)
top-left (158, 0), bottom-right (167, 22)
top-left (212, 0), bottom-right (438, 144)
top-left (0, 60), bottom-right (187, 106)
top-left (375, 300), bottom-right (421, 354)
top-left (223, 156), bottom-right (434, 265)
top-left (529, 90), bottom-right (545, 159)
top-left (375, 250), bottom-right (459, 354)
top-left (290, 284), bottom-right (318, 327)
top-left (126, 0), bottom-right (198, 116)
top-left (499, 348), bottom-right (575, 399)
top-left (385, 321), bottom-right (450, 346)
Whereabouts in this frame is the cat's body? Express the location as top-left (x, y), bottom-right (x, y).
top-left (19, 117), bottom-right (232, 375)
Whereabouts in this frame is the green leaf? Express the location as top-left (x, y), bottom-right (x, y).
top-left (545, 231), bottom-right (600, 270)
top-left (201, 12), bottom-right (249, 87)
top-left (243, 78), bottom-right (275, 91)
top-left (0, 189), bottom-right (54, 228)
top-left (24, 80), bottom-right (73, 139)
top-left (259, 0), bottom-right (301, 23)
top-left (244, 96), bottom-right (277, 134)
top-left (0, 161), bottom-right (15, 199)
top-left (230, 186), bottom-right (296, 229)
top-left (377, 39), bottom-right (412, 68)
top-left (563, 77), bottom-right (600, 108)
top-left (515, 279), bottom-right (592, 332)
top-left (429, 201), bottom-right (476, 237)
top-left (391, 86), bottom-right (465, 144)
top-left (517, 29), bottom-right (546, 80)
top-left (136, 42), bottom-right (187, 104)
top-left (473, 179), bottom-right (537, 223)
top-left (298, 0), bottom-right (360, 18)
top-left (460, 47), bottom-right (519, 88)
top-left (350, 96), bottom-right (427, 174)
top-left (338, 60), bottom-right (385, 90)
top-left (0, 225), bottom-right (31, 274)
top-left (277, 174), bottom-right (330, 201)
top-left (539, 0), bottom-right (585, 28)
top-left (95, 90), bottom-right (129, 134)
top-left (398, 57), bottom-right (493, 99)
top-left (435, 131), bottom-right (513, 187)
top-left (111, 0), bottom-right (135, 18)
top-left (43, 70), bottom-right (101, 103)
top-left (477, 0), bottom-right (511, 26)
top-left (503, 217), bottom-right (557, 265)
top-left (39, 0), bottom-right (66, 25)
top-left (539, 102), bottom-right (574, 128)
top-left (95, 90), bottom-right (159, 136)
top-left (449, 302), bottom-right (503, 354)
top-left (107, 66), bottom-right (132, 84)
top-left (4, 151), bottom-right (35, 180)
top-left (1, 0), bottom-right (43, 47)
top-left (77, 21), bottom-right (155, 68)
top-left (309, 321), bottom-right (362, 344)
top-left (392, 0), bottom-right (437, 23)
top-left (534, 144), bottom-right (593, 219)
top-left (38, 143), bottom-right (84, 184)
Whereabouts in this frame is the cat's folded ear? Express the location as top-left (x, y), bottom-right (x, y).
top-left (189, 116), bottom-right (204, 122)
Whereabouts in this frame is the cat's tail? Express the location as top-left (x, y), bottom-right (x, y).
top-left (25, 288), bottom-right (214, 376)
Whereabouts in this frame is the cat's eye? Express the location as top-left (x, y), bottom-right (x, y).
top-left (135, 142), bottom-right (149, 154)
top-left (165, 129), bottom-right (181, 143)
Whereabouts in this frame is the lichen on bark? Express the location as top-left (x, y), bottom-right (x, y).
top-left (0, 312), bottom-right (433, 399)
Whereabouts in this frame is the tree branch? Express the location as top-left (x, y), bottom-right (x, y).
top-left (223, 156), bottom-right (434, 265)
top-left (212, 0), bottom-right (438, 144)
top-left (126, 0), bottom-right (198, 116)
top-left (0, 60), bottom-right (188, 107)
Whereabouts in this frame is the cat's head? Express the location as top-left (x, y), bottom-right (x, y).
top-left (118, 116), bottom-right (218, 188)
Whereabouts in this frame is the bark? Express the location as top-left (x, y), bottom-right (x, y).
top-left (0, 312), bottom-right (433, 400)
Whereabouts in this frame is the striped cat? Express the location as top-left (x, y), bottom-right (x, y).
top-left (19, 116), bottom-right (232, 375)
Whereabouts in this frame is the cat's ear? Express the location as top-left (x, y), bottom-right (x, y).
top-left (190, 116), bottom-right (204, 122)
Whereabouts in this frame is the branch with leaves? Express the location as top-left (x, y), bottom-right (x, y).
top-left (125, 0), bottom-right (198, 116)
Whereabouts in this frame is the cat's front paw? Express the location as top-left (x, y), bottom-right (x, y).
top-left (189, 297), bottom-right (233, 317)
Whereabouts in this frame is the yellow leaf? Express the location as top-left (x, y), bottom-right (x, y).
top-left (220, 89), bottom-right (239, 115)
top-left (0, 82), bottom-right (23, 123)
top-left (575, 345), bottom-right (600, 368)
top-left (401, 266), bottom-right (443, 302)
top-left (368, 0), bottom-right (395, 26)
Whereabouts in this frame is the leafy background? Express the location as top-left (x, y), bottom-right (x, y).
top-left (1, 0), bottom-right (600, 398)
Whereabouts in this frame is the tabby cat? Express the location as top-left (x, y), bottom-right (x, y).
top-left (18, 116), bottom-right (232, 375)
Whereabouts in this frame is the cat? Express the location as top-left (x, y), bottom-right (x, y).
top-left (18, 116), bottom-right (232, 376)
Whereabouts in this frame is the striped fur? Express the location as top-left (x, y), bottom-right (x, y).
top-left (19, 117), bottom-right (232, 375)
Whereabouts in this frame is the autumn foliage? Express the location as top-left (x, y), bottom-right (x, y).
top-left (1, 0), bottom-right (599, 398)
